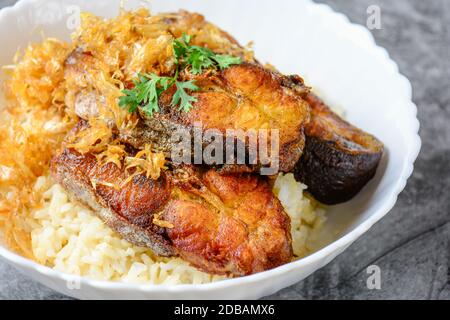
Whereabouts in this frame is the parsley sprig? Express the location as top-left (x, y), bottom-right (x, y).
top-left (119, 33), bottom-right (242, 117)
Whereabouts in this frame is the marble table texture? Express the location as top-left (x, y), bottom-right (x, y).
top-left (0, 0), bottom-right (448, 300)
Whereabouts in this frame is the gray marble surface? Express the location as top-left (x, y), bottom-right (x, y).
top-left (0, 0), bottom-right (448, 300)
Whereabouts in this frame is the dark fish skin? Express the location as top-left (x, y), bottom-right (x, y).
top-left (51, 144), bottom-right (293, 276)
top-left (295, 93), bottom-right (384, 205)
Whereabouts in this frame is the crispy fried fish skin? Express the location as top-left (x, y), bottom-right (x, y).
top-left (51, 147), bottom-right (293, 276)
top-left (295, 93), bottom-right (384, 205)
top-left (50, 148), bottom-right (175, 256)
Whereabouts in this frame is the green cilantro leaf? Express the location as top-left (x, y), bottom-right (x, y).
top-left (187, 47), bottom-right (215, 74)
top-left (119, 89), bottom-right (139, 113)
top-left (171, 81), bottom-right (199, 113)
top-left (173, 34), bottom-right (242, 74)
top-left (212, 54), bottom-right (242, 70)
top-left (119, 73), bottom-right (173, 117)
top-left (173, 34), bottom-right (191, 63)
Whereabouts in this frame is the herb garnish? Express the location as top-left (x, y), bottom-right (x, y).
top-left (119, 34), bottom-right (242, 117)
top-left (119, 74), bottom-right (169, 115)
top-left (173, 33), bottom-right (242, 74)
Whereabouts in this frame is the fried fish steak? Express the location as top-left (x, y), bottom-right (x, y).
top-left (65, 51), bottom-right (310, 174)
top-left (164, 168), bottom-right (293, 275)
top-left (294, 93), bottom-right (384, 205)
top-left (147, 62), bottom-right (310, 173)
top-left (50, 146), bottom-right (293, 276)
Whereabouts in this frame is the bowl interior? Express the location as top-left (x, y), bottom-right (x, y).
top-left (0, 0), bottom-right (417, 266)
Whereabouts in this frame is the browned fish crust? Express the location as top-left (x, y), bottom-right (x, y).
top-left (164, 169), bottom-right (293, 276)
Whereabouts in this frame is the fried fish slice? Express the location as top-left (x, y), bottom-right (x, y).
top-left (65, 52), bottom-right (310, 174)
top-left (146, 62), bottom-right (310, 173)
top-left (295, 93), bottom-right (384, 205)
top-left (50, 145), bottom-right (293, 276)
top-left (164, 168), bottom-right (293, 275)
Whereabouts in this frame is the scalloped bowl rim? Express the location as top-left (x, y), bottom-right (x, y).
top-left (0, 0), bottom-right (421, 296)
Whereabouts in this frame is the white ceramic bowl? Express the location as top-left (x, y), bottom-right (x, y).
top-left (0, 0), bottom-right (421, 300)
